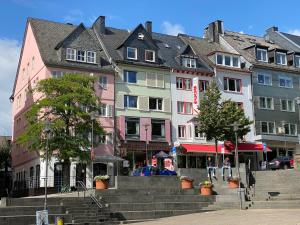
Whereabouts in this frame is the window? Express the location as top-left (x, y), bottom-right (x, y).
top-left (124, 95), bottom-right (138, 108)
top-left (77, 50), bottom-right (86, 62)
top-left (127, 47), bottom-right (137, 60)
top-left (66, 48), bottom-right (76, 61)
top-left (216, 54), bottom-right (240, 68)
top-left (256, 48), bottom-right (268, 62)
top-left (177, 102), bottom-right (193, 114)
top-left (125, 117), bottom-right (139, 137)
top-left (176, 77), bottom-right (192, 90)
top-left (183, 58), bottom-right (196, 68)
top-left (280, 99), bottom-right (295, 112)
top-left (259, 97), bottom-right (274, 110)
top-left (99, 76), bottom-right (108, 89)
top-left (257, 74), bottom-right (272, 86)
top-left (194, 125), bottom-right (205, 139)
top-left (283, 123), bottom-right (297, 136)
top-left (98, 134), bottom-right (106, 144)
top-left (87, 51), bottom-right (96, 63)
top-left (152, 120), bottom-right (165, 138)
top-left (149, 98), bottom-right (163, 110)
top-left (276, 52), bottom-right (287, 65)
top-left (199, 80), bottom-right (209, 92)
top-left (279, 76), bottom-right (293, 88)
top-left (145, 50), bottom-right (155, 62)
top-left (124, 70), bottom-right (137, 83)
top-left (178, 125), bottom-right (186, 138)
top-left (51, 71), bottom-right (64, 78)
top-left (224, 77), bottom-right (241, 92)
top-left (261, 121), bottom-right (275, 134)
top-left (295, 55), bottom-right (300, 68)
top-left (98, 104), bottom-right (113, 117)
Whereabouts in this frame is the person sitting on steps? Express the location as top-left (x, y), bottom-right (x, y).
top-left (222, 157), bottom-right (232, 178)
top-left (206, 156), bottom-right (216, 178)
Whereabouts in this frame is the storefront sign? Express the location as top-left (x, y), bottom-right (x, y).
top-left (193, 77), bottom-right (199, 114)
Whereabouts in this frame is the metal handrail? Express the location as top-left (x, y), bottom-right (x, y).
top-left (76, 181), bottom-right (103, 209)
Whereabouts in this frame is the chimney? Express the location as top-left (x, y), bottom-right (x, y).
top-left (266, 26), bottom-right (278, 33)
top-left (145, 21), bottom-right (152, 35)
top-left (205, 20), bottom-right (224, 43)
top-left (93, 16), bottom-right (106, 35)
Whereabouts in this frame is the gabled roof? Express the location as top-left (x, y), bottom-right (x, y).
top-left (280, 32), bottom-right (300, 49)
top-left (177, 44), bottom-right (196, 56)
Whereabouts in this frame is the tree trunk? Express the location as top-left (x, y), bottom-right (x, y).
top-left (215, 139), bottom-right (218, 167)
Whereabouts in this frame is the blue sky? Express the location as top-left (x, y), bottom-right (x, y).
top-left (1, 0), bottom-right (300, 135)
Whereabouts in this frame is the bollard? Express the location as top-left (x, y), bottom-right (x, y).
top-left (56, 216), bottom-right (64, 225)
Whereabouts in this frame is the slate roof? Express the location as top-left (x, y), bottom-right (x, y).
top-left (223, 30), bottom-right (300, 73)
top-left (280, 32), bottom-right (300, 49)
top-left (28, 18), bottom-right (113, 72)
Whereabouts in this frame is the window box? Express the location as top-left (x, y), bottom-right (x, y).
top-left (127, 47), bottom-right (137, 60)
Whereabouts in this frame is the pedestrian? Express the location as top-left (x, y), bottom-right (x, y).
top-left (206, 156), bottom-right (216, 178)
top-left (222, 157), bottom-right (232, 178)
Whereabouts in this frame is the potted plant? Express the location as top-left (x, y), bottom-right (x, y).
top-left (199, 181), bottom-right (213, 195)
top-left (180, 176), bottom-right (194, 189)
top-left (227, 177), bottom-right (239, 189)
top-left (94, 175), bottom-right (110, 190)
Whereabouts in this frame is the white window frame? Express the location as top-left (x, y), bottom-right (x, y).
top-left (124, 95), bottom-right (138, 109)
top-left (178, 125), bottom-right (186, 138)
top-left (194, 125), bottom-right (205, 139)
top-left (51, 71), bottom-right (64, 78)
top-left (87, 51), bottom-right (96, 64)
top-left (279, 76), bottom-right (293, 88)
top-left (127, 47), bottom-right (137, 60)
top-left (256, 48), bottom-right (268, 62)
top-left (276, 52), bottom-right (287, 65)
top-left (183, 58), bottom-right (197, 68)
top-left (261, 121), bottom-right (276, 134)
top-left (66, 48), bottom-right (76, 61)
top-left (99, 76), bottom-right (108, 89)
top-left (149, 98), bottom-right (163, 111)
top-left (283, 123), bottom-right (297, 136)
top-left (145, 50), bottom-right (155, 62)
top-left (257, 74), bottom-right (272, 86)
top-left (77, 50), bottom-right (86, 62)
top-left (223, 77), bottom-right (242, 93)
top-left (280, 99), bottom-right (295, 112)
top-left (216, 53), bottom-right (240, 68)
top-left (258, 96), bottom-right (274, 110)
top-left (295, 55), bottom-right (300, 68)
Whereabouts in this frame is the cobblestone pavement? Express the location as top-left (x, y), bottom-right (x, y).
top-left (132, 209), bottom-right (300, 225)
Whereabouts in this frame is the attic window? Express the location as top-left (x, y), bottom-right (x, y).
top-left (182, 58), bottom-right (196, 68)
top-left (295, 55), bottom-right (300, 68)
top-left (127, 47), bottom-right (137, 60)
top-left (138, 33), bottom-right (144, 40)
top-left (77, 50), bottom-right (86, 62)
top-left (66, 48), bottom-right (76, 61)
top-left (145, 50), bottom-right (155, 62)
top-left (276, 52), bottom-right (287, 65)
top-left (256, 48), bottom-right (268, 62)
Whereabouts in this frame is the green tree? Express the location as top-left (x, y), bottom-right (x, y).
top-left (196, 80), bottom-right (252, 166)
top-left (0, 139), bottom-right (11, 192)
top-left (17, 73), bottom-right (104, 162)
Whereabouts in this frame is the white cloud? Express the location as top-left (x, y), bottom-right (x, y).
top-left (162, 21), bottom-right (185, 35)
top-left (287, 29), bottom-right (300, 36)
top-left (0, 38), bottom-right (21, 136)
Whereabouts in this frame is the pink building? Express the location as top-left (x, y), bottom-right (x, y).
top-left (11, 18), bottom-right (115, 193)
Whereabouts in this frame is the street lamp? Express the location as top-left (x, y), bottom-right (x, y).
top-left (43, 119), bottom-right (51, 211)
top-left (231, 121), bottom-right (242, 210)
top-left (144, 124), bottom-right (150, 166)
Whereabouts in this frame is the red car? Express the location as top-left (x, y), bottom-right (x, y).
top-left (290, 159), bottom-right (294, 168)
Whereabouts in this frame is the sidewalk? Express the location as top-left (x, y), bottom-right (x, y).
top-left (132, 209), bottom-right (300, 225)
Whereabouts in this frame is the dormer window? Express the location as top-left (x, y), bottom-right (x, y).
top-left (216, 54), bottom-right (240, 68)
top-left (87, 51), bottom-right (96, 63)
top-left (127, 47), bottom-right (137, 60)
top-left (256, 48), bottom-right (268, 62)
top-left (183, 58), bottom-right (196, 68)
top-left (145, 50), bottom-right (155, 62)
top-left (77, 50), bottom-right (86, 62)
top-left (276, 52), bottom-right (287, 65)
top-left (295, 55), bottom-right (300, 68)
top-left (66, 48), bottom-right (76, 61)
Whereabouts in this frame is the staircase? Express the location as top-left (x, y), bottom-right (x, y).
top-left (247, 170), bottom-right (300, 209)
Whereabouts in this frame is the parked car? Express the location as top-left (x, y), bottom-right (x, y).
top-left (132, 166), bottom-right (177, 176)
top-left (290, 158), bottom-right (294, 168)
top-left (268, 156), bottom-right (293, 170)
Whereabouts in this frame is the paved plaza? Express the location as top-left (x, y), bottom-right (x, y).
top-left (133, 209), bottom-right (300, 225)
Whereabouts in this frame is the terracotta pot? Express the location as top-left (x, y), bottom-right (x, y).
top-left (181, 180), bottom-right (193, 189)
top-left (200, 186), bottom-right (213, 195)
top-left (95, 180), bottom-right (108, 189)
top-left (228, 180), bottom-right (239, 189)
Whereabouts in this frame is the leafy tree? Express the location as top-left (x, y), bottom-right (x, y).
top-left (17, 73), bottom-right (104, 162)
top-left (196, 80), bottom-right (252, 166)
top-left (0, 139), bottom-right (11, 192)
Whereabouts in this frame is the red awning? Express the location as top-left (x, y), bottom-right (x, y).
top-left (181, 142), bottom-right (271, 154)
top-left (181, 143), bottom-right (232, 154)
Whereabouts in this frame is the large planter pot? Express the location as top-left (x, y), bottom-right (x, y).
top-left (95, 180), bottom-right (108, 190)
top-left (181, 180), bottom-right (193, 189)
top-left (228, 180), bottom-right (239, 189)
top-left (200, 186), bottom-right (213, 196)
